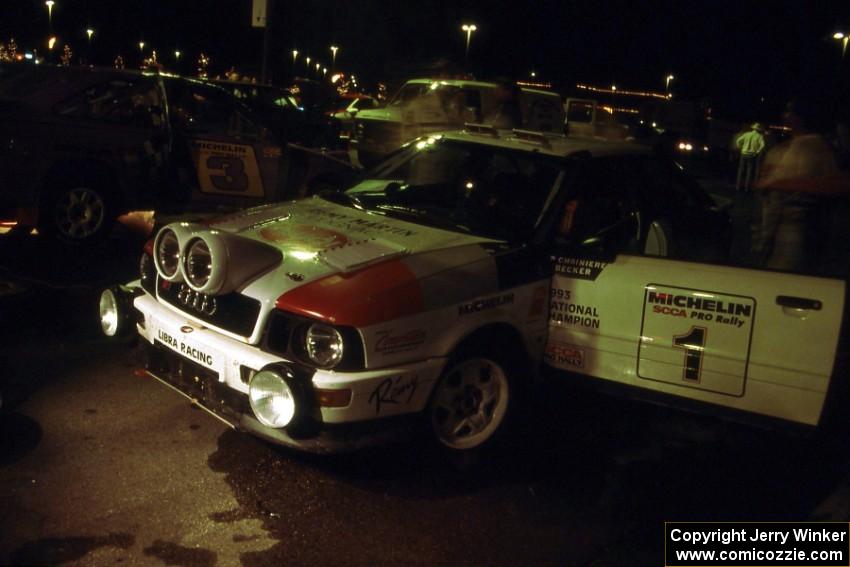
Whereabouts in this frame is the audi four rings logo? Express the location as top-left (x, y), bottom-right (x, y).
top-left (177, 284), bottom-right (218, 316)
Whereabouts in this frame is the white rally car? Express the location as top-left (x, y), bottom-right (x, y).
top-left (108, 126), bottom-right (846, 453)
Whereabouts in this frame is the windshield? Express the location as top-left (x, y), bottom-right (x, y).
top-left (327, 138), bottom-right (564, 241)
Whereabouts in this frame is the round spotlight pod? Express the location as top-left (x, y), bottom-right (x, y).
top-left (99, 287), bottom-right (120, 337)
top-left (155, 228), bottom-right (181, 280)
top-left (184, 237), bottom-right (213, 289)
top-left (305, 323), bottom-right (344, 368)
top-left (249, 369), bottom-right (297, 428)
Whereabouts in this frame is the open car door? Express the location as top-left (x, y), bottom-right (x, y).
top-left (164, 78), bottom-right (287, 211)
top-left (546, 254), bottom-right (844, 426)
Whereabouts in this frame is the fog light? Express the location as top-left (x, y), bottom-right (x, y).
top-left (99, 288), bottom-right (120, 337)
top-left (249, 369), bottom-right (297, 428)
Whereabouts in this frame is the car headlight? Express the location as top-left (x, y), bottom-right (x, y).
top-left (99, 287), bottom-right (120, 337)
top-left (155, 228), bottom-right (181, 280)
top-left (249, 369), bottom-right (297, 428)
top-left (184, 237), bottom-right (213, 289)
top-left (305, 323), bottom-right (344, 368)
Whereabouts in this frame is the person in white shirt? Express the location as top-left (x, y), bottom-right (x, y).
top-left (735, 122), bottom-right (766, 191)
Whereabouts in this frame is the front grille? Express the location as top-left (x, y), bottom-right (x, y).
top-left (157, 278), bottom-right (261, 338)
top-left (146, 342), bottom-right (250, 419)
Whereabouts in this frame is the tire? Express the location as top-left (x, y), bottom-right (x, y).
top-left (39, 181), bottom-right (116, 244)
top-left (428, 352), bottom-right (513, 452)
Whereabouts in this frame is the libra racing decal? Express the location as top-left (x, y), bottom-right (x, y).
top-left (637, 284), bottom-right (756, 397)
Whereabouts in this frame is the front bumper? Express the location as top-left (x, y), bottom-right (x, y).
top-left (134, 294), bottom-right (445, 452)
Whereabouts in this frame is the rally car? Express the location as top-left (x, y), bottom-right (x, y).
top-left (0, 64), bottom-right (353, 243)
top-left (109, 126), bottom-right (846, 453)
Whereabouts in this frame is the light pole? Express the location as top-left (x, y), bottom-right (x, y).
top-left (305, 56), bottom-right (310, 70)
top-left (292, 49), bottom-right (298, 65)
top-left (665, 74), bottom-right (675, 93)
top-left (139, 41), bottom-right (145, 53)
top-left (86, 28), bottom-right (94, 43)
top-left (330, 45), bottom-right (338, 69)
top-left (174, 50), bottom-right (181, 60)
top-left (45, 1), bottom-right (55, 29)
top-left (461, 24), bottom-right (477, 66)
top-left (834, 32), bottom-right (849, 59)
top-left (315, 62), bottom-right (320, 76)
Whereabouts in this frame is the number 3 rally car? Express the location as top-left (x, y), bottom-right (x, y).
top-left (103, 126), bottom-right (846, 453)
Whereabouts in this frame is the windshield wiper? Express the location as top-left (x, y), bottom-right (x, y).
top-left (319, 189), bottom-right (366, 210)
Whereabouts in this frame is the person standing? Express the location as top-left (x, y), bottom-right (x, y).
top-left (735, 122), bottom-right (766, 191)
top-left (751, 101), bottom-right (847, 273)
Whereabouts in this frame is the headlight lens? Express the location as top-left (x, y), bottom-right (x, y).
top-left (249, 369), bottom-right (296, 428)
top-left (185, 238), bottom-right (213, 288)
top-left (305, 323), bottom-right (344, 368)
top-left (99, 288), bottom-right (119, 337)
top-left (156, 229), bottom-right (180, 278)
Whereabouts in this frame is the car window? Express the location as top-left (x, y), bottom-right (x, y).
top-left (566, 100), bottom-right (594, 123)
top-left (168, 81), bottom-right (260, 139)
top-left (554, 157), bottom-right (640, 253)
top-left (389, 84), bottom-right (429, 106)
top-left (637, 156), bottom-right (714, 211)
top-left (334, 138), bottom-right (563, 241)
top-left (53, 79), bottom-right (163, 128)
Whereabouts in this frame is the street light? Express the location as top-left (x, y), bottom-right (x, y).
top-left (666, 74), bottom-right (675, 91)
top-left (330, 45), bottom-right (338, 68)
top-left (461, 23), bottom-right (477, 64)
top-left (834, 32), bottom-right (849, 59)
top-left (305, 56), bottom-right (310, 67)
top-left (86, 28), bottom-right (94, 42)
top-left (174, 50), bottom-right (181, 60)
top-left (45, 1), bottom-right (55, 28)
top-left (323, 67), bottom-right (327, 77)
top-left (292, 49), bottom-right (298, 64)
top-left (139, 41), bottom-right (145, 52)
top-left (315, 62), bottom-right (320, 75)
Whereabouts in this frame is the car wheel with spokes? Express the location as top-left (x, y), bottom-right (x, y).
top-left (40, 182), bottom-right (116, 244)
top-left (429, 355), bottom-right (511, 452)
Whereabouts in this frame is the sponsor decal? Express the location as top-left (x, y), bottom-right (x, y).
top-left (458, 293), bottom-right (515, 316)
top-left (259, 224), bottom-right (350, 250)
top-left (552, 256), bottom-right (608, 281)
top-left (638, 284), bottom-right (756, 397)
top-left (374, 329), bottom-right (426, 355)
top-left (298, 205), bottom-right (418, 238)
top-left (261, 146), bottom-right (283, 159)
top-left (645, 290), bottom-right (751, 328)
top-left (544, 343), bottom-right (585, 368)
top-left (368, 374), bottom-right (420, 415)
top-left (156, 329), bottom-right (215, 368)
top-left (549, 288), bottom-right (600, 329)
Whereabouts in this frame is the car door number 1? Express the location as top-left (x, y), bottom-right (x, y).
top-left (672, 326), bottom-right (707, 383)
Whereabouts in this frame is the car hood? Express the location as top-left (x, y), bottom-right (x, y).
top-left (354, 106), bottom-right (402, 123)
top-left (166, 197), bottom-right (506, 327)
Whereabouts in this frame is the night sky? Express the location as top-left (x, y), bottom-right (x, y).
top-left (2, 0), bottom-right (849, 119)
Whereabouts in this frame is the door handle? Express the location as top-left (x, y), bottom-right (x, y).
top-left (776, 295), bottom-right (822, 310)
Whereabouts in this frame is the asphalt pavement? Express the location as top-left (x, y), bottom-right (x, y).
top-left (0, 211), bottom-right (849, 566)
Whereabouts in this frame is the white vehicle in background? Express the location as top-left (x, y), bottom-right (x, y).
top-left (102, 126), bottom-right (846, 455)
top-left (563, 97), bottom-right (632, 140)
top-left (349, 79), bottom-right (565, 167)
